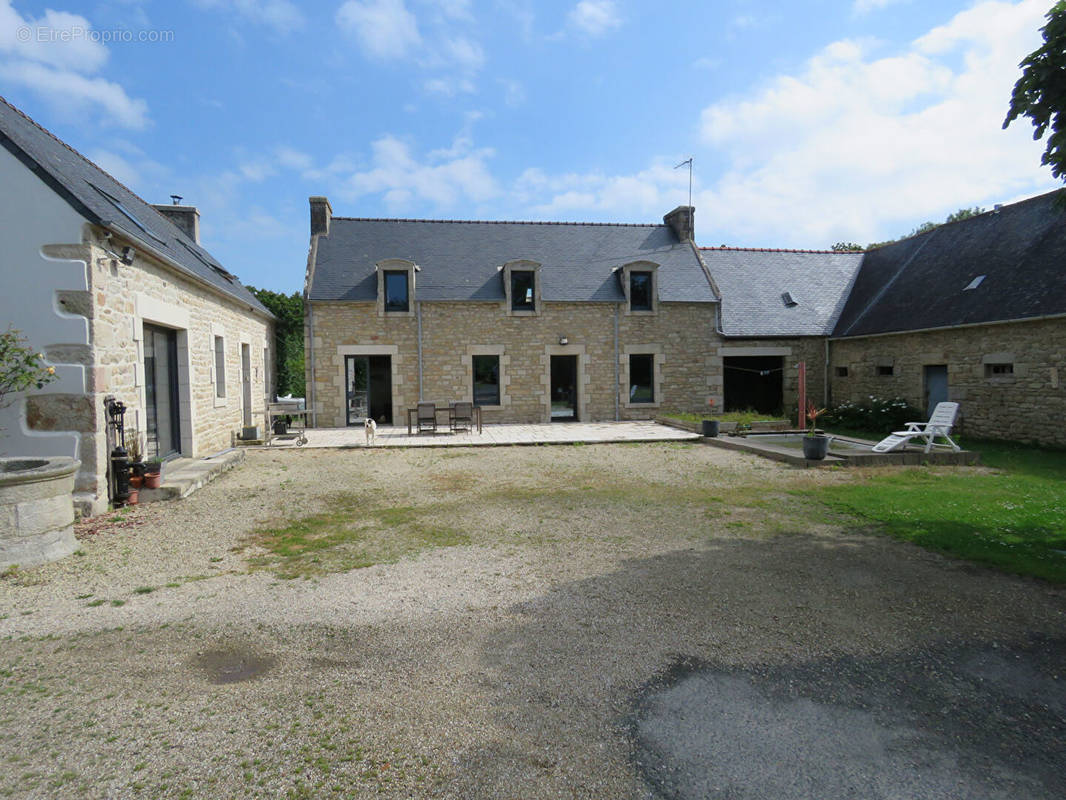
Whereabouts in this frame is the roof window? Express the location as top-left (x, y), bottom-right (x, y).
top-left (964, 275), bottom-right (986, 291)
top-left (87, 182), bottom-right (166, 245)
top-left (781, 292), bottom-right (798, 307)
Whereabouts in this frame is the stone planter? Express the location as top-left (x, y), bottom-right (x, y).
top-left (0, 457), bottom-right (80, 569)
top-left (701, 419), bottom-right (720, 437)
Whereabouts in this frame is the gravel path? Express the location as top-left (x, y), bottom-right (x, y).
top-left (0, 443), bottom-right (1063, 798)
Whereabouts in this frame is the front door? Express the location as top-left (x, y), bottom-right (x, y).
top-left (143, 323), bottom-right (181, 458)
top-left (924, 365), bottom-right (949, 417)
top-left (550, 355), bottom-right (578, 421)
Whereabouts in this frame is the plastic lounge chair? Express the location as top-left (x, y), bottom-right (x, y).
top-left (872, 402), bottom-right (961, 453)
top-left (417, 402), bottom-right (437, 434)
top-left (450, 401), bottom-right (473, 433)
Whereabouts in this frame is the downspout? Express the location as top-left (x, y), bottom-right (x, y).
top-left (614, 302), bottom-right (620, 421)
top-left (307, 300), bottom-right (317, 427)
top-left (416, 301), bottom-right (424, 401)
top-left (824, 337), bottom-right (830, 406)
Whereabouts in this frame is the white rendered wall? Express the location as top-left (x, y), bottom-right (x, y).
top-left (0, 145), bottom-right (90, 459)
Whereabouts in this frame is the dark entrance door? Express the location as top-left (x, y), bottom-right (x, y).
top-left (924, 365), bottom-right (948, 417)
top-left (345, 355), bottom-right (392, 426)
top-left (550, 355), bottom-right (578, 421)
top-left (724, 356), bottom-right (784, 415)
top-left (143, 323), bottom-right (181, 458)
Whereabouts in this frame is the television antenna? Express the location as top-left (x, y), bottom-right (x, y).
top-left (674, 157), bottom-right (693, 207)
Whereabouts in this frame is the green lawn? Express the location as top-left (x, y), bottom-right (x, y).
top-left (812, 434), bottom-right (1066, 583)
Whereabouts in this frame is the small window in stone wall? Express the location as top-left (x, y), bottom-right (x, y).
top-left (835, 366), bottom-right (849, 378)
top-left (985, 362), bottom-right (1014, 377)
top-left (214, 335), bottom-right (226, 398)
top-left (877, 365), bottom-right (894, 376)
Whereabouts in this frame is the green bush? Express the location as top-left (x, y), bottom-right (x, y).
top-left (822, 396), bottom-right (925, 432)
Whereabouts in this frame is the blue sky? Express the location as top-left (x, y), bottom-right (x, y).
top-left (0, 0), bottom-right (1058, 292)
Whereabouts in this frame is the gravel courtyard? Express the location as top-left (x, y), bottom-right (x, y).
top-left (1, 443), bottom-right (1063, 799)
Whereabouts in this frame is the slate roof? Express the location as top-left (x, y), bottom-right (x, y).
top-left (699, 247), bottom-right (864, 337)
top-left (833, 189), bottom-right (1066, 338)
top-left (0, 96), bottom-right (270, 317)
top-left (309, 217), bottom-right (716, 303)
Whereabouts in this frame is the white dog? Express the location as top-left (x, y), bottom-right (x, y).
top-left (364, 417), bottom-right (377, 446)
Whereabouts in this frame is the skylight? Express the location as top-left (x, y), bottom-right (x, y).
top-left (87, 182), bottom-right (166, 245)
top-left (781, 291), bottom-right (798, 307)
top-left (964, 275), bottom-right (986, 291)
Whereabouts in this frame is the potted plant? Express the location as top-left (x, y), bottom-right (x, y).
top-left (802, 401), bottom-right (830, 460)
top-left (701, 397), bottom-right (720, 437)
top-left (126, 429), bottom-right (144, 488)
top-left (143, 457), bottom-right (163, 489)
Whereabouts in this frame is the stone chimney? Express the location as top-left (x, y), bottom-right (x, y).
top-left (310, 196), bottom-right (333, 237)
top-left (664, 205), bottom-right (695, 242)
top-left (152, 203), bottom-right (200, 244)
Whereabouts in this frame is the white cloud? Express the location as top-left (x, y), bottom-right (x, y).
top-left (0, 0), bottom-right (148, 127)
top-left (336, 0), bottom-right (421, 60)
top-left (512, 161), bottom-right (689, 219)
top-left (0, 60), bottom-right (149, 128)
top-left (333, 134), bottom-right (499, 211)
top-left (694, 0), bottom-right (1056, 247)
top-left (567, 0), bottom-right (621, 37)
top-left (853, 0), bottom-right (909, 14)
top-left (192, 0), bottom-right (305, 33)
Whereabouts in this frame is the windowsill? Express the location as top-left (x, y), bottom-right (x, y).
top-left (213, 395), bottom-right (227, 408)
top-left (628, 308), bottom-right (656, 315)
top-left (509, 308), bottom-right (537, 315)
top-left (624, 401), bottom-right (660, 409)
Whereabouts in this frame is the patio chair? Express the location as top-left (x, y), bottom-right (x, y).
top-left (450, 401), bottom-right (473, 433)
top-left (417, 402), bottom-right (437, 434)
top-left (872, 402), bottom-right (961, 453)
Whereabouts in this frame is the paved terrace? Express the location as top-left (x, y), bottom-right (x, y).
top-left (269, 421), bottom-right (701, 449)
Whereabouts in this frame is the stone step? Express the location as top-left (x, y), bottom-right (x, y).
top-left (136, 449), bottom-right (245, 505)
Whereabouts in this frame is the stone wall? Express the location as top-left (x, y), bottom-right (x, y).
top-left (25, 225), bottom-right (272, 514)
top-left (828, 318), bottom-right (1066, 446)
top-left (307, 300), bottom-right (720, 426)
top-left (716, 337), bottom-right (827, 423)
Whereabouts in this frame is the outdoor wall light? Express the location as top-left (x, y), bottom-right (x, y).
top-left (559, 336), bottom-right (568, 345)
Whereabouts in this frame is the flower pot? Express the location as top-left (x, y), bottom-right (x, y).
top-left (701, 419), bottom-right (720, 437)
top-left (129, 475), bottom-right (143, 489)
top-left (144, 472), bottom-right (162, 489)
top-left (126, 489), bottom-right (139, 505)
top-left (802, 435), bottom-right (830, 460)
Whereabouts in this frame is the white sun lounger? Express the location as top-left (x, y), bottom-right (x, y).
top-left (872, 402), bottom-right (961, 453)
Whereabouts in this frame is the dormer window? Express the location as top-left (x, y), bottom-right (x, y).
top-left (620, 261), bottom-right (659, 315)
top-left (511, 271), bottom-right (536, 311)
top-left (384, 271), bottom-right (409, 312)
top-left (376, 258), bottom-right (417, 317)
top-left (630, 272), bottom-right (653, 311)
top-left (501, 260), bottom-right (541, 316)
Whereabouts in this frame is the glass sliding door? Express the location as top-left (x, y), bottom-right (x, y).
top-left (345, 355), bottom-right (369, 426)
top-left (143, 323), bottom-right (181, 458)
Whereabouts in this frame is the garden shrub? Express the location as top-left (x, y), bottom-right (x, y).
top-left (822, 396), bottom-right (925, 432)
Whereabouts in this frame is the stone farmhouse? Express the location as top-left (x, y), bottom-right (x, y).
top-left (303, 198), bottom-right (718, 427)
top-left (305, 188), bottom-right (1065, 448)
top-left (827, 190), bottom-right (1066, 447)
top-left (0, 97), bottom-right (274, 515)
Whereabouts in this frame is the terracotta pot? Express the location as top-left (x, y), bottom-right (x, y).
top-left (129, 475), bottom-right (143, 489)
top-left (144, 473), bottom-right (161, 489)
top-left (126, 489), bottom-right (139, 505)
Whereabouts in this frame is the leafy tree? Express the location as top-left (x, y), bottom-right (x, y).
top-left (0, 328), bottom-right (56, 409)
top-left (1004, 2), bottom-right (1066, 180)
top-left (248, 287), bottom-right (304, 398)
top-left (945, 206), bottom-right (985, 224)
top-left (864, 207), bottom-right (987, 250)
top-left (831, 242), bottom-right (864, 252)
